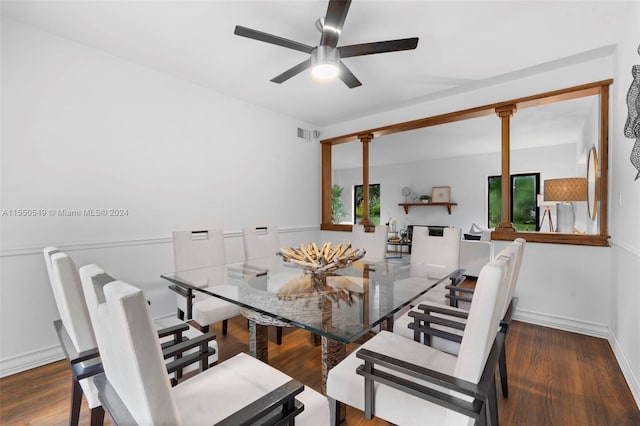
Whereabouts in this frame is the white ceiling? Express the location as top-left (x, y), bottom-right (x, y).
top-left (1, 0), bottom-right (630, 129)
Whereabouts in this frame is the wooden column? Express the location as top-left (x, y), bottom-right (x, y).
top-left (321, 143), bottom-right (332, 225)
top-left (598, 84), bottom-right (609, 239)
top-left (359, 133), bottom-right (373, 226)
top-left (495, 105), bottom-right (517, 232)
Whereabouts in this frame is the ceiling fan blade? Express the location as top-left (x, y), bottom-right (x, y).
top-left (320, 0), bottom-right (352, 48)
top-left (338, 61), bottom-right (361, 88)
top-left (234, 25), bottom-right (313, 54)
top-left (271, 58), bottom-right (313, 84)
top-left (338, 37), bottom-right (419, 58)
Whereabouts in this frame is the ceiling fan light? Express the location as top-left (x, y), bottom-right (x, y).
top-left (312, 63), bottom-right (339, 79)
top-left (311, 45), bottom-right (339, 80)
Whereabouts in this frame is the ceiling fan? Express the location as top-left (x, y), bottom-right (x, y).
top-left (233, 0), bottom-right (419, 88)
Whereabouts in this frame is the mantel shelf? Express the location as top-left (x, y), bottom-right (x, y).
top-left (398, 202), bottom-right (458, 215)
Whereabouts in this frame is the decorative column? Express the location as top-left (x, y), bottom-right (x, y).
top-left (495, 105), bottom-right (517, 232)
top-left (321, 143), bottom-right (333, 226)
top-left (358, 133), bottom-right (374, 226)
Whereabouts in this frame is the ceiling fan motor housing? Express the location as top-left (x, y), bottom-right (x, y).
top-left (312, 45), bottom-right (339, 67)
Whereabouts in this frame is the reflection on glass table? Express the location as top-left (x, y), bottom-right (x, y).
top-left (162, 256), bottom-right (461, 394)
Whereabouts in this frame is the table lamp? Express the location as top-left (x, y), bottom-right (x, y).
top-left (537, 194), bottom-right (556, 232)
top-left (544, 178), bottom-right (587, 233)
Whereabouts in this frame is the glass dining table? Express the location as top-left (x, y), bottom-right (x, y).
top-left (161, 255), bottom-right (461, 394)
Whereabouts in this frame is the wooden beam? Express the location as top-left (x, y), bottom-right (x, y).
top-left (320, 79), bottom-right (613, 146)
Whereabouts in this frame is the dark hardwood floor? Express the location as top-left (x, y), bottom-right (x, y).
top-left (1, 317), bottom-right (639, 425)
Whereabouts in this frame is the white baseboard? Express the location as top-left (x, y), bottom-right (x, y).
top-left (608, 330), bottom-right (640, 409)
top-left (513, 308), bottom-right (608, 338)
top-left (0, 344), bottom-right (64, 378)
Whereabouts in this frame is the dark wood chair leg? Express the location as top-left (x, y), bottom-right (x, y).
top-left (328, 398), bottom-right (343, 425)
top-left (488, 375), bottom-right (499, 426)
top-left (222, 319), bottom-right (228, 336)
top-left (276, 327), bottom-right (283, 345)
top-left (90, 406), bottom-right (105, 426)
top-left (177, 308), bottom-right (184, 321)
top-left (70, 377), bottom-right (83, 426)
top-left (499, 344), bottom-right (509, 397)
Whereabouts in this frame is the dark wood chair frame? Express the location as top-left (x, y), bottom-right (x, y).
top-left (407, 296), bottom-right (519, 398)
top-left (349, 333), bottom-right (504, 426)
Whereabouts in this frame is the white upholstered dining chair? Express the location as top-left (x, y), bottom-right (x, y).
top-left (326, 255), bottom-right (511, 426)
top-left (79, 264), bottom-right (329, 425)
top-left (351, 224), bottom-right (388, 262)
top-left (44, 247), bottom-right (218, 426)
top-left (171, 229), bottom-right (241, 334)
top-left (393, 238), bottom-right (526, 397)
top-left (242, 225), bottom-right (290, 345)
top-left (392, 226), bottom-right (462, 305)
top-left (43, 247), bottom-right (104, 426)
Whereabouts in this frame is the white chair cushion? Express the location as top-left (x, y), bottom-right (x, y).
top-left (173, 352), bottom-right (329, 425)
top-left (327, 331), bottom-right (470, 426)
top-left (192, 296), bottom-right (241, 326)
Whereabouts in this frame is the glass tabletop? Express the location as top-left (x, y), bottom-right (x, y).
top-left (161, 256), bottom-right (456, 344)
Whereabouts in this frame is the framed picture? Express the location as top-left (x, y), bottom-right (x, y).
top-left (431, 186), bottom-right (451, 203)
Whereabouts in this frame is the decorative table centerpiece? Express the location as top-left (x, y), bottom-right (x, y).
top-left (277, 242), bottom-right (365, 274)
top-left (276, 243), bottom-right (365, 300)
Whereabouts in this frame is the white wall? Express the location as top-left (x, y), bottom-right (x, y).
top-left (334, 143), bottom-right (577, 232)
top-left (608, 0), bottom-right (640, 406)
top-left (0, 19), bottom-right (322, 375)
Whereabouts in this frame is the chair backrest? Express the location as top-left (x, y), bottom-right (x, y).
top-left (44, 247), bottom-right (96, 353)
top-left (242, 226), bottom-right (280, 260)
top-left (79, 264), bottom-right (180, 425)
top-left (410, 226), bottom-right (461, 278)
top-left (454, 255), bottom-right (510, 383)
top-left (351, 224), bottom-right (388, 261)
top-left (173, 229), bottom-right (226, 270)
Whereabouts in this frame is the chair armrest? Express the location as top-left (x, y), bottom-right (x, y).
top-left (416, 303), bottom-right (469, 320)
top-left (356, 349), bottom-right (482, 419)
top-left (444, 284), bottom-right (474, 295)
top-left (449, 270), bottom-right (467, 287)
top-left (168, 284), bottom-right (193, 299)
top-left (162, 333), bottom-right (216, 360)
top-left (54, 320), bottom-right (100, 364)
top-left (168, 284), bottom-right (195, 319)
top-left (157, 322), bottom-right (190, 338)
top-left (157, 323), bottom-right (190, 346)
top-left (408, 306), bottom-right (466, 345)
top-left (162, 332), bottom-right (217, 378)
top-left (356, 333), bottom-right (504, 421)
top-left (215, 380), bottom-right (305, 426)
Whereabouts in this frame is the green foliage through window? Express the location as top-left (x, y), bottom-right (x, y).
top-left (354, 184), bottom-right (381, 225)
top-left (488, 173), bottom-right (540, 231)
top-left (331, 184), bottom-right (347, 224)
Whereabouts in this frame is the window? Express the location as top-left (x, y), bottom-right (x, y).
top-left (488, 173), bottom-right (540, 231)
top-left (354, 184), bottom-right (381, 225)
